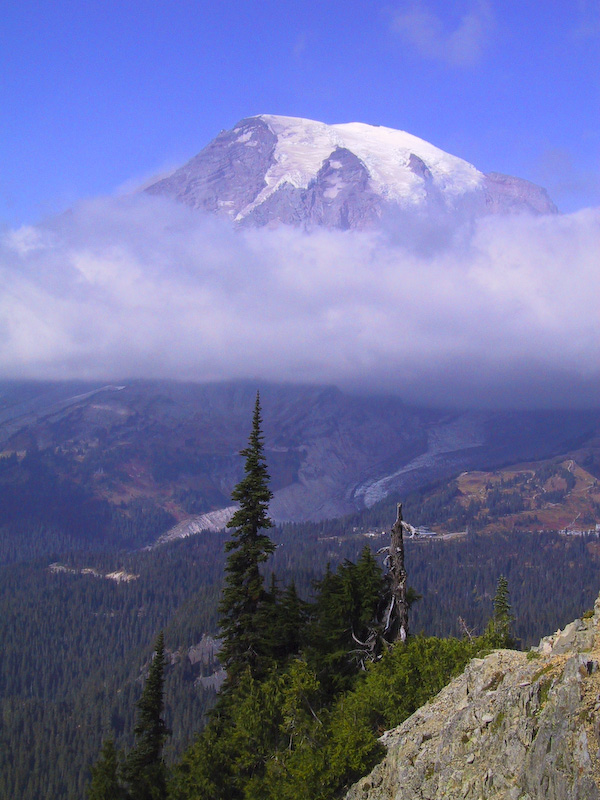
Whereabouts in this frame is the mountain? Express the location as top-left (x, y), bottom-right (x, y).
top-left (144, 115), bottom-right (557, 230)
top-left (1, 380), bottom-right (599, 539)
top-left (346, 596), bottom-right (600, 800)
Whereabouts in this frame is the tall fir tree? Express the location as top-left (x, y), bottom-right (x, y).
top-left (218, 392), bottom-right (276, 685)
top-left (123, 632), bottom-right (170, 800)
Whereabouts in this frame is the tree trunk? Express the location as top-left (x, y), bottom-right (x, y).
top-left (389, 503), bottom-right (409, 642)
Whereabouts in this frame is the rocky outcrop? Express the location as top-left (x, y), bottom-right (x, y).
top-left (145, 117), bottom-right (278, 218)
top-left (484, 172), bottom-right (558, 216)
top-left (347, 598), bottom-right (600, 800)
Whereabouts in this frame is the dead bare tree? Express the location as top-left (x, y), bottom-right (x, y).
top-left (379, 503), bottom-right (416, 643)
top-left (350, 504), bottom-right (416, 665)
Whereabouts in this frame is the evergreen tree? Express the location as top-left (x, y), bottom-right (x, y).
top-left (218, 392), bottom-right (276, 685)
top-left (88, 739), bottom-right (126, 800)
top-left (123, 632), bottom-right (170, 800)
top-left (485, 575), bottom-right (516, 648)
top-left (276, 581), bottom-right (307, 661)
top-left (259, 579), bottom-right (308, 665)
top-left (305, 549), bottom-right (387, 696)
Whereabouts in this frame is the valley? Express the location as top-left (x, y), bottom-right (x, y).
top-left (2, 379), bottom-right (600, 799)
top-left (2, 380), bottom-right (599, 536)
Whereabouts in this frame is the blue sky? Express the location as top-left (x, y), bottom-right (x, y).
top-left (2, 0), bottom-right (599, 226)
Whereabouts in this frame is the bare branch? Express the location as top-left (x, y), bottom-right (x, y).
top-left (458, 616), bottom-right (476, 642)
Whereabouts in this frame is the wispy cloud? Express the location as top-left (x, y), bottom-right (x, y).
top-left (1, 193), bottom-right (599, 408)
top-left (392, 1), bottom-right (495, 67)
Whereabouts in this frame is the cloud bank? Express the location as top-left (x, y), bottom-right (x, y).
top-left (1, 193), bottom-right (599, 408)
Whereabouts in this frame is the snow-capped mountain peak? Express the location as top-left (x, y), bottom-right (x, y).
top-left (145, 114), bottom-right (556, 230)
top-left (260, 115), bottom-right (481, 193)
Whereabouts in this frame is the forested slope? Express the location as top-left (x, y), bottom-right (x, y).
top-left (2, 438), bottom-right (600, 798)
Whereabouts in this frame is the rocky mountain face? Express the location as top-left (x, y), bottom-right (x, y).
top-left (1, 381), bottom-right (598, 532)
top-left (347, 598), bottom-right (600, 800)
top-left (144, 115), bottom-right (557, 230)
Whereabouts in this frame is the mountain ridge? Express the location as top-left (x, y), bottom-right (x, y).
top-left (1, 380), bottom-right (599, 534)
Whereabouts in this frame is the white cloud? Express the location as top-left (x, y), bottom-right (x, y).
top-left (392, 1), bottom-right (495, 67)
top-left (1, 193), bottom-right (599, 408)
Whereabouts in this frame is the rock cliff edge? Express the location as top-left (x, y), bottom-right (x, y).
top-left (347, 596), bottom-right (600, 800)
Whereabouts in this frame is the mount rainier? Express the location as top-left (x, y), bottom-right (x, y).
top-left (145, 114), bottom-right (557, 230)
